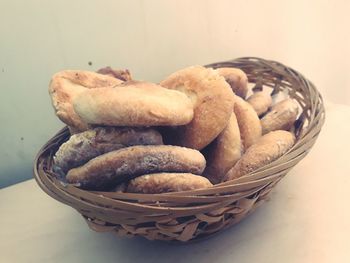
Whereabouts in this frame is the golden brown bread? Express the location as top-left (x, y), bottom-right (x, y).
top-left (261, 98), bottom-right (299, 134)
top-left (160, 66), bottom-right (234, 150)
top-left (233, 95), bottom-right (262, 150)
top-left (53, 127), bottom-right (163, 173)
top-left (96, 67), bottom-right (132, 81)
top-left (224, 130), bottom-right (295, 181)
top-left (66, 145), bottom-right (206, 190)
top-left (73, 81), bottom-right (194, 127)
top-left (203, 113), bottom-right (242, 184)
top-left (126, 173), bottom-right (213, 193)
top-left (49, 70), bottom-right (123, 131)
top-left (216, 67), bottom-right (248, 98)
top-left (247, 91), bottom-right (273, 116)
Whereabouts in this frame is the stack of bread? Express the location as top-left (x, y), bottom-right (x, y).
top-left (49, 66), bottom-right (299, 193)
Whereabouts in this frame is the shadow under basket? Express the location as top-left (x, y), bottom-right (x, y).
top-left (34, 57), bottom-right (325, 243)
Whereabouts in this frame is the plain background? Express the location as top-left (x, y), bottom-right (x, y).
top-left (0, 0), bottom-right (349, 188)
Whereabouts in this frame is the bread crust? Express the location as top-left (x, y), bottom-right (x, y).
top-left (66, 145), bottom-right (206, 190)
top-left (261, 98), bottom-right (299, 134)
top-left (126, 173), bottom-right (213, 193)
top-left (247, 91), bottom-right (272, 116)
top-left (160, 66), bottom-right (234, 150)
top-left (49, 70), bottom-right (123, 131)
top-left (54, 127), bottom-right (163, 173)
top-left (216, 67), bottom-right (248, 98)
top-left (73, 81), bottom-right (194, 126)
top-left (203, 113), bottom-right (242, 184)
top-left (224, 130), bottom-right (295, 181)
top-left (234, 95), bottom-right (262, 150)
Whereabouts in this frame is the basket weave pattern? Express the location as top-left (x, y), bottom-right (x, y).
top-left (34, 57), bottom-right (325, 242)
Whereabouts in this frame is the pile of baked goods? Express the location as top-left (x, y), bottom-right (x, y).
top-left (49, 65), bottom-right (299, 193)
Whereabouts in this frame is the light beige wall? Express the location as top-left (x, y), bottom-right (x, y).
top-left (0, 0), bottom-right (349, 187)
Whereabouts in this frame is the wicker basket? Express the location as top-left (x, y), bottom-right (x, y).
top-left (33, 57), bottom-right (325, 242)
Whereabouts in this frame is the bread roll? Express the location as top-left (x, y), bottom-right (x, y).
top-left (160, 66), bottom-right (234, 150)
top-left (261, 98), bottom-right (299, 134)
top-left (66, 145), bottom-right (206, 190)
top-left (234, 95), bottom-right (262, 150)
top-left (216, 67), bottom-right (248, 98)
top-left (247, 91), bottom-right (272, 116)
top-left (224, 130), bottom-right (295, 181)
top-left (203, 113), bottom-right (242, 184)
top-left (49, 70), bottom-right (123, 131)
top-left (127, 173), bottom-right (213, 193)
top-left (54, 127), bottom-right (163, 173)
top-left (73, 81), bottom-right (194, 127)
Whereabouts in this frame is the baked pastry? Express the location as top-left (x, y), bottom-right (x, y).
top-left (96, 67), bottom-right (132, 81)
top-left (54, 127), bottom-right (163, 173)
top-left (160, 66), bottom-right (234, 150)
top-left (66, 145), bottom-right (206, 190)
top-left (233, 95), bottom-right (262, 150)
top-left (247, 91), bottom-right (273, 116)
top-left (73, 81), bottom-right (194, 127)
top-left (126, 173), bottom-right (213, 193)
top-left (224, 130), bottom-right (295, 181)
top-left (261, 98), bottom-right (299, 134)
top-left (216, 67), bottom-right (248, 98)
top-left (49, 70), bottom-right (123, 131)
top-left (203, 113), bottom-right (242, 184)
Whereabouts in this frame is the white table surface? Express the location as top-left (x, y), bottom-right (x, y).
top-left (1, 102), bottom-right (349, 263)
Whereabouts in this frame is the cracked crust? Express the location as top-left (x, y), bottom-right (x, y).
top-left (49, 70), bottom-right (123, 131)
top-left (216, 67), bottom-right (248, 98)
top-left (126, 173), bottom-right (213, 194)
top-left (224, 130), bottom-right (295, 181)
top-left (66, 145), bottom-right (206, 190)
top-left (203, 113), bottom-right (242, 184)
top-left (160, 66), bottom-right (234, 150)
top-left (73, 81), bottom-right (194, 127)
top-left (261, 98), bottom-right (299, 134)
top-left (53, 127), bottom-right (163, 173)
